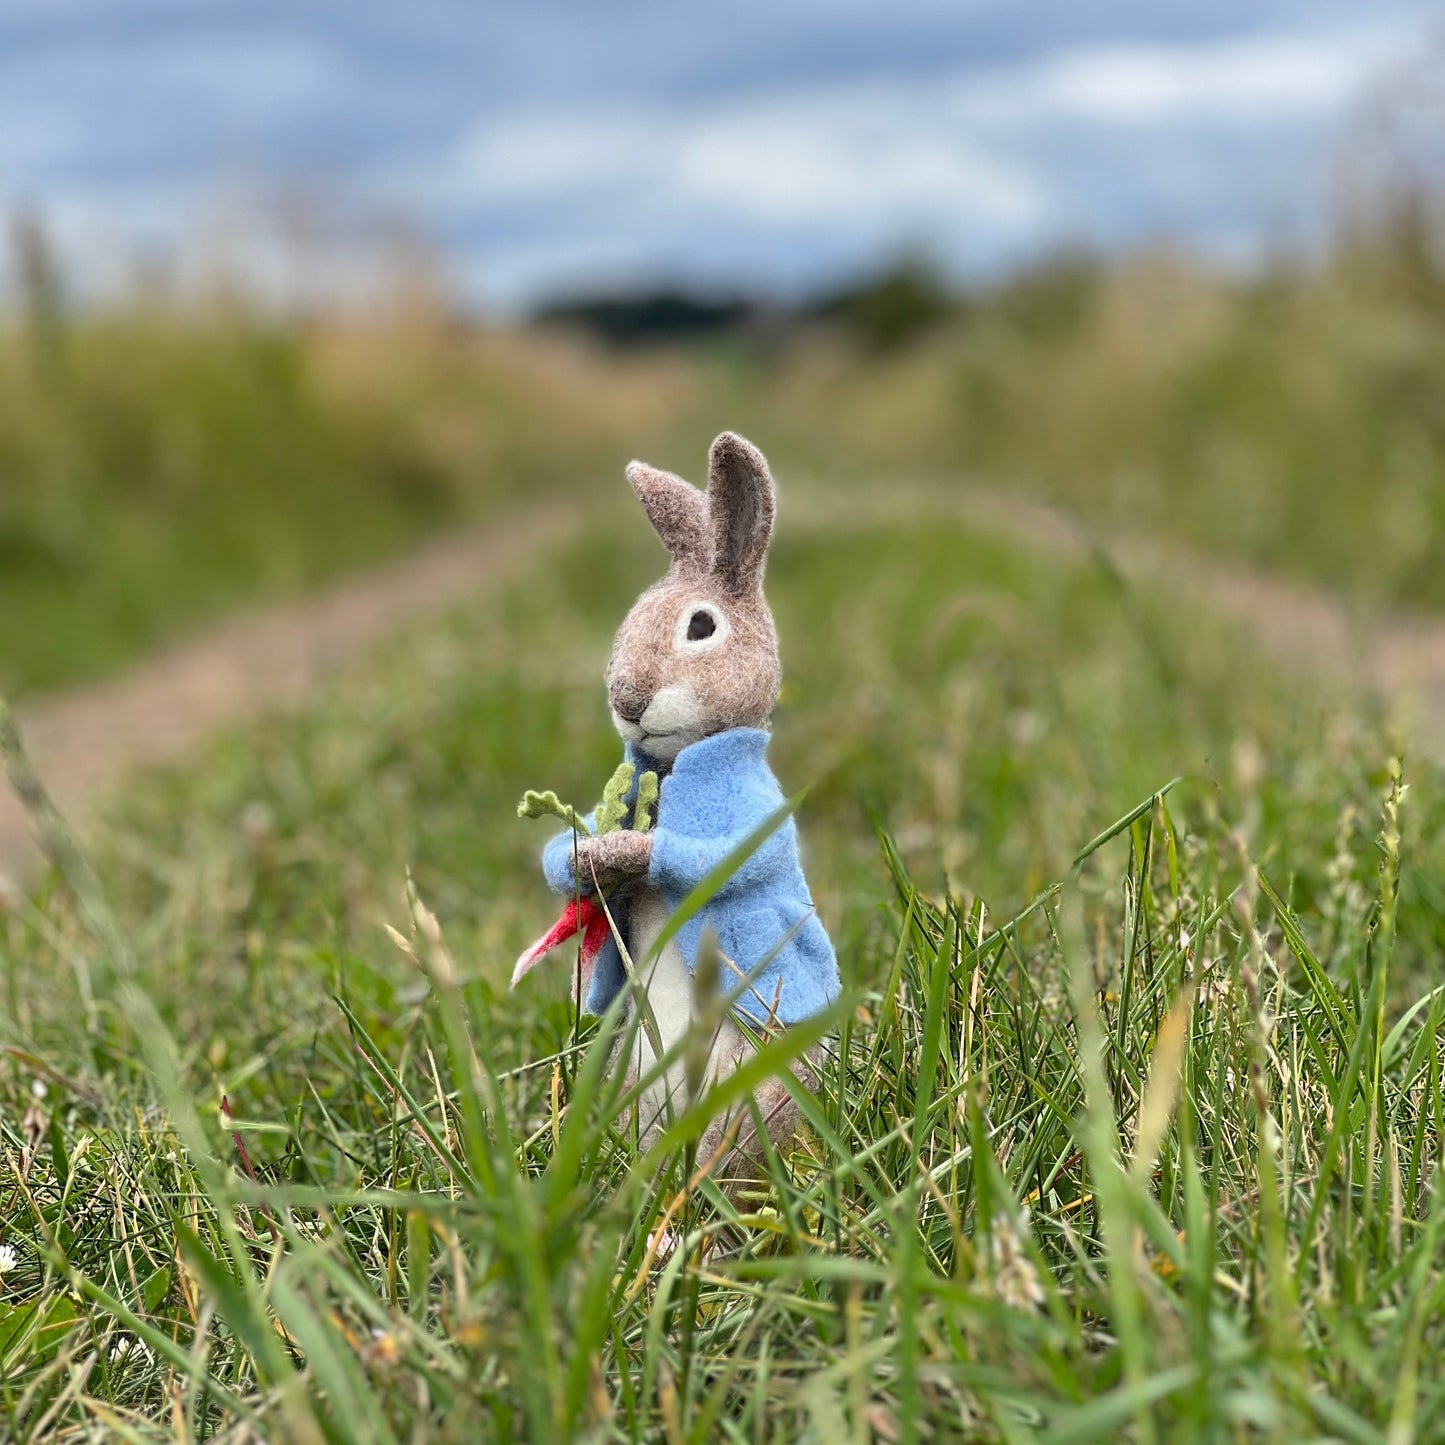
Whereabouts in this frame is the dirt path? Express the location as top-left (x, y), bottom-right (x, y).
top-left (0, 500), bottom-right (591, 891)
top-left (819, 483), bottom-right (1445, 741)
top-left (2, 483), bottom-right (1441, 891)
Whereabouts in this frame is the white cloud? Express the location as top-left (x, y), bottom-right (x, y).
top-left (448, 94), bottom-right (1044, 230)
top-left (951, 24), bottom-right (1414, 126)
top-left (455, 117), bottom-right (656, 203)
top-left (673, 106), bottom-right (1042, 226)
top-left (444, 18), bottom-right (1414, 215)
top-left (400, 18), bottom-right (1422, 303)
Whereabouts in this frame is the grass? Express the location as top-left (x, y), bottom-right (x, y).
top-left (1, 505), bottom-right (1442, 1440)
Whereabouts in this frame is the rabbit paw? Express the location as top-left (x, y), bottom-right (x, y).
top-left (575, 830), bottom-right (653, 890)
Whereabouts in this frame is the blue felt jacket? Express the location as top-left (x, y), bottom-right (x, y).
top-left (541, 728), bottom-right (839, 1027)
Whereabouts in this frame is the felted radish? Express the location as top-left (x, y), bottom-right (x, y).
top-left (511, 761), bottom-right (657, 984)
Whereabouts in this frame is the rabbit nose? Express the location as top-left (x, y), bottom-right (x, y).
top-left (611, 683), bottom-right (650, 725)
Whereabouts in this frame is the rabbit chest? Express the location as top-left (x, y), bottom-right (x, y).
top-left (627, 885), bottom-right (746, 1132)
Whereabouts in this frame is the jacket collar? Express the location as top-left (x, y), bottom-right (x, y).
top-left (626, 727), bottom-right (770, 782)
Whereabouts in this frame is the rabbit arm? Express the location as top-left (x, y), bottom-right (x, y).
top-left (542, 811), bottom-right (599, 894)
top-left (571, 831), bottom-right (653, 893)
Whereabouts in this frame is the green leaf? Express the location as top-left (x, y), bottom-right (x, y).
top-left (141, 1266), bottom-right (172, 1313)
top-left (0, 1301), bottom-right (38, 1361)
top-left (174, 1222), bottom-right (298, 1390)
top-left (596, 760), bottom-right (636, 835)
top-left (517, 789), bottom-right (589, 834)
top-left (1071, 777), bottom-right (1184, 871)
top-left (406, 1210), bottom-right (430, 1319)
top-left (634, 769), bottom-right (659, 832)
top-left (271, 1264), bottom-right (400, 1445)
top-left (912, 906), bottom-right (954, 1156)
top-left (0, 1295), bottom-right (79, 1369)
top-left (1382, 983), bottom-right (1445, 1069)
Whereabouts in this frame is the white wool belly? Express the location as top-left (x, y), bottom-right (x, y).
top-left (628, 885), bottom-right (746, 1138)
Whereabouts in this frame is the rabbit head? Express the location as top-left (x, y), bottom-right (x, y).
top-left (607, 431), bottom-right (781, 761)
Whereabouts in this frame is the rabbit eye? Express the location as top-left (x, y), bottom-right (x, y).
top-left (675, 602), bottom-right (729, 652)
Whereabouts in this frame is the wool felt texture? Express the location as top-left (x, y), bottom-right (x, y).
top-left (607, 433), bottom-right (782, 756)
top-left (706, 432), bottom-right (775, 594)
top-left (606, 580), bottom-right (779, 744)
top-left (626, 461), bottom-right (709, 571)
top-left (541, 727), bottom-right (840, 1028)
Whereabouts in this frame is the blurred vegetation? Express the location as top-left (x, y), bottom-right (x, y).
top-left (737, 239), bottom-right (1445, 616)
top-left (534, 289), bottom-right (761, 346)
top-left (803, 255), bottom-right (960, 351)
top-left (3, 181), bottom-right (1443, 703)
top-left (0, 250), bottom-right (697, 695)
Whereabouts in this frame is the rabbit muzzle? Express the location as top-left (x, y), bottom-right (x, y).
top-left (611, 683), bottom-right (706, 759)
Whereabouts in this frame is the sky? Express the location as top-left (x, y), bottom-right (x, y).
top-left (0, 2), bottom-right (1438, 312)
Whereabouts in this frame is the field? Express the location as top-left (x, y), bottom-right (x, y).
top-left (3, 237), bottom-right (1445, 698)
top-left (1, 241), bottom-right (1444, 1440)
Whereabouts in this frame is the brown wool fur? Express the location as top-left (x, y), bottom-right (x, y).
top-left (606, 432), bottom-right (782, 747)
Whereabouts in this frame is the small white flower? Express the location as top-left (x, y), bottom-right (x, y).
top-left (108, 1334), bottom-right (155, 1365)
top-left (30, 1079), bottom-right (47, 1101)
top-left (0, 1244), bottom-right (18, 1275)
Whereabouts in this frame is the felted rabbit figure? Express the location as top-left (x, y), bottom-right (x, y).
top-left (519, 431), bottom-right (840, 1162)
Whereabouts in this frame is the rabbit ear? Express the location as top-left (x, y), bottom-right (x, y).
top-left (626, 461), bottom-right (709, 568)
top-left (707, 432), bottom-right (775, 594)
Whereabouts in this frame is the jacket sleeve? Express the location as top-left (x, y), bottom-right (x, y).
top-left (647, 810), bottom-right (795, 899)
top-left (541, 810), bottom-right (598, 895)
